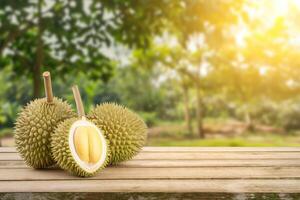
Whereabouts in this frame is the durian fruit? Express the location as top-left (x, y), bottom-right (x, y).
top-left (14, 72), bottom-right (75, 168)
top-left (88, 103), bottom-right (147, 165)
top-left (51, 85), bottom-right (109, 177)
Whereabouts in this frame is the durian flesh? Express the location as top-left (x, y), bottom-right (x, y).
top-left (14, 97), bottom-right (75, 168)
top-left (51, 117), bottom-right (109, 177)
top-left (74, 126), bottom-right (102, 164)
top-left (88, 103), bottom-right (148, 165)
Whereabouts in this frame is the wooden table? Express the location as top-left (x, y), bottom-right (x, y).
top-left (0, 147), bottom-right (300, 199)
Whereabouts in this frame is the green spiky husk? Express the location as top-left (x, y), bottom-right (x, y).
top-left (51, 117), bottom-right (110, 177)
top-left (88, 103), bottom-right (148, 165)
top-left (14, 97), bottom-right (75, 169)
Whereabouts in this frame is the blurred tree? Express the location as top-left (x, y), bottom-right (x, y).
top-left (132, 42), bottom-right (209, 137)
top-left (162, 47), bottom-right (199, 137)
top-left (210, 16), bottom-right (300, 130)
top-left (242, 18), bottom-right (300, 100)
top-left (181, 79), bottom-right (193, 135)
top-left (152, 0), bottom-right (249, 138)
top-left (115, 64), bottom-right (174, 117)
top-left (280, 97), bottom-right (300, 131)
top-left (0, 0), bottom-right (182, 98)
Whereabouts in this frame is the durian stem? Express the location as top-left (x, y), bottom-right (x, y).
top-left (72, 85), bottom-right (85, 118)
top-left (42, 71), bottom-right (53, 103)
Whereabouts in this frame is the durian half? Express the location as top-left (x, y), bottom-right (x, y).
top-left (51, 85), bottom-right (109, 177)
top-left (14, 72), bottom-right (75, 168)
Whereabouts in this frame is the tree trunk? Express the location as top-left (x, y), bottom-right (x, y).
top-left (182, 84), bottom-right (193, 135)
top-left (195, 83), bottom-right (204, 138)
top-left (33, 64), bottom-right (41, 98)
top-left (33, 0), bottom-right (44, 98)
top-left (245, 110), bottom-right (255, 132)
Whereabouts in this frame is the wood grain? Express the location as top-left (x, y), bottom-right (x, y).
top-left (2, 151), bottom-right (300, 161)
top-left (2, 147), bottom-right (300, 153)
top-left (133, 152), bottom-right (300, 160)
top-left (142, 147), bottom-right (300, 152)
top-left (2, 159), bottom-right (300, 169)
top-left (1, 147), bottom-right (300, 193)
top-left (1, 167), bottom-right (300, 181)
top-left (119, 159), bottom-right (300, 167)
top-left (3, 193), bottom-right (299, 200)
top-left (1, 179), bottom-right (300, 193)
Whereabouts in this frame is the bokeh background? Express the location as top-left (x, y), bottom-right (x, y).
top-left (1, 0), bottom-right (300, 147)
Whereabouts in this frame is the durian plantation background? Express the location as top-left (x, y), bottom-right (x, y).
top-left (1, 0), bottom-right (300, 148)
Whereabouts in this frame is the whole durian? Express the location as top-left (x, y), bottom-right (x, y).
top-left (51, 86), bottom-right (109, 177)
top-left (88, 103), bottom-right (147, 165)
top-left (14, 72), bottom-right (75, 168)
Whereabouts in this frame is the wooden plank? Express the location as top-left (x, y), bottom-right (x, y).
top-left (2, 193), bottom-right (299, 200)
top-left (2, 193), bottom-right (300, 200)
top-left (0, 161), bottom-right (27, 169)
top-left (1, 167), bottom-right (300, 181)
top-left (0, 153), bottom-right (21, 160)
top-left (0, 147), bottom-right (15, 153)
top-left (1, 147), bottom-right (300, 194)
top-left (2, 159), bottom-right (300, 169)
top-left (2, 147), bottom-right (300, 153)
top-left (1, 179), bottom-right (300, 193)
top-left (142, 147), bottom-right (300, 152)
top-left (119, 159), bottom-right (300, 168)
top-left (133, 152), bottom-right (300, 160)
top-left (2, 151), bottom-right (300, 161)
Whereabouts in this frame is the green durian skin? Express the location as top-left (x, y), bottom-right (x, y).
top-left (51, 117), bottom-right (110, 177)
top-left (88, 103), bottom-right (148, 165)
top-left (14, 97), bottom-right (75, 169)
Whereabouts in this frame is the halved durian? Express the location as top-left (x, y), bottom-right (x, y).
top-left (51, 86), bottom-right (109, 177)
top-left (69, 117), bottom-right (108, 174)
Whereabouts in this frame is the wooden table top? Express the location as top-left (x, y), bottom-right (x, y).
top-left (1, 147), bottom-right (300, 194)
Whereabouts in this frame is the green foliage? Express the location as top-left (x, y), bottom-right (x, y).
top-left (250, 101), bottom-right (279, 126)
top-left (106, 65), bottom-right (180, 120)
top-left (234, 100), bottom-right (280, 126)
top-left (202, 95), bottom-right (235, 118)
top-left (0, 0), bottom-right (181, 97)
top-left (0, 66), bottom-right (31, 129)
top-left (0, 128), bottom-right (12, 138)
top-left (280, 99), bottom-right (300, 131)
top-left (138, 112), bottom-right (158, 127)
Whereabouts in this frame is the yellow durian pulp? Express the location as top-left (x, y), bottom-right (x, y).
top-left (74, 126), bottom-right (102, 164)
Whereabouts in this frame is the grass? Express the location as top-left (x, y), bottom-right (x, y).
top-left (147, 119), bottom-right (300, 147)
top-left (147, 133), bottom-right (300, 147)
